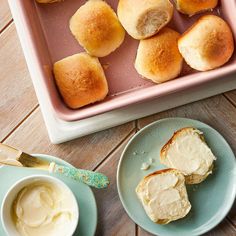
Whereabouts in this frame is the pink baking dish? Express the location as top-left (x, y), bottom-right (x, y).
top-left (8, 0), bottom-right (236, 121)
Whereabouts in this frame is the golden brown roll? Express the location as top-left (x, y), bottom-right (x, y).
top-left (178, 15), bottom-right (235, 71)
top-left (174, 0), bottom-right (218, 16)
top-left (136, 169), bottom-right (191, 224)
top-left (160, 127), bottom-right (216, 184)
top-left (36, 0), bottom-right (61, 3)
top-left (53, 53), bottom-right (108, 109)
top-left (117, 0), bottom-right (174, 39)
top-left (135, 27), bottom-right (183, 83)
top-left (70, 0), bottom-right (125, 57)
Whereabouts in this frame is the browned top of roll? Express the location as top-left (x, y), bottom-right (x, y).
top-left (175, 0), bottom-right (218, 16)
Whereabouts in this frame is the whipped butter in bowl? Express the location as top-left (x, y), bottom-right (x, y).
top-left (1, 175), bottom-right (79, 236)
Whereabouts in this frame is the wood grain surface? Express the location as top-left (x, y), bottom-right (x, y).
top-left (94, 135), bottom-right (136, 236)
top-left (0, 1), bottom-right (235, 235)
top-left (0, 23), bottom-right (38, 141)
top-left (0, 0), bottom-right (11, 31)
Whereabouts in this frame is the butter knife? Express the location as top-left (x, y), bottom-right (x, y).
top-left (0, 143), bottom-right (109, 189)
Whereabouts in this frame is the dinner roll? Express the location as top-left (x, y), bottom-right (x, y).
top-left (36, 0), bottom-right (61, 3)
top-left (70, 0), bottom-right (125, 57)
top-left (117, 0), bottom-right (174, 39)
top-left (53, 53), bottom-right (108, 109)
top-left (136, 169), bottom-right (191, 224)
top-left (160, 127), bottom-right (216, 184)
top-left (175, 0), bottom-right (218, 16)
top-left (178, 15), bottom-right (235, 71)
top-left (135, 27), bottom-right (183, 83)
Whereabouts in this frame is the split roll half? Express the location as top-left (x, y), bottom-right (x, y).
top-left (117, 0), bottom-right (174, 39)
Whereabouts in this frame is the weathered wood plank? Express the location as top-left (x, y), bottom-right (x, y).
top-left (137, 218), bottom-right (236, 236)
top-left (3, 108), bottom-right (135, 170)
top-left (138, 95), bottom-right (236, 154)
top-left (94, 135), bottom-right (136, 236)
top-left (225, 90), bottom-right (236, 107)
top-left (0, 23), bottom-right (38, 140)
top-left (228, 201), bottom-right (236, 227)
top-left (137, 94), bottom-right (236, 234)
top-left (138, 227), bottom-right (153, 236)
top-left (204, 219), bottom-right (236, 236)
top-left (0, 0), bottom-right (11, 31)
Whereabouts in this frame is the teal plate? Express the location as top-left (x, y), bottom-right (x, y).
top-left (117, 118), bottom-right (236, 236)
top-left (0, 154), bottom-right (97, 236)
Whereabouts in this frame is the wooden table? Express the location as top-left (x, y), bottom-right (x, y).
top-left (0, 1), bottom-right (236, 235)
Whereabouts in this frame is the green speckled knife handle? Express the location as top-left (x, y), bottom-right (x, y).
top-left (53, 164), bottom-right (109, 189)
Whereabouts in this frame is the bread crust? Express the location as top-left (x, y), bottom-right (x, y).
top-left (178, 15), bottom-right (234, 71)
top-left (70, 0), bottom-right (125, 57)
top-left (175, 0), bottom-right (218, 16)
top-left (135, 27), bottom-right (183, 83)
top-left (185, 164), bottom-right (214, 184)
top-left (136, 168), bottom-right (191, 224)
top-left (118, 0), bottom-right (173, 39)
top-left (145, 168), bottom-right (177, 179)
top-left (160, 127), bottom-right (214, 184)
top-left (53, 53), bottom-right (108, 109)
top-left (161, 127), bottom-right (202, 157)
top-left (36, 0), bottom-right (61, 3)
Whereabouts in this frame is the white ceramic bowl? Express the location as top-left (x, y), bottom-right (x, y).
top-left (1, 175), bottom-right (79, 236)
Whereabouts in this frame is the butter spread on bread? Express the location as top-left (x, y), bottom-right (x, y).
top-left (161, 127), bottom-right (216, 184)
top-left (136, 169), bottom-right (191, 224)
